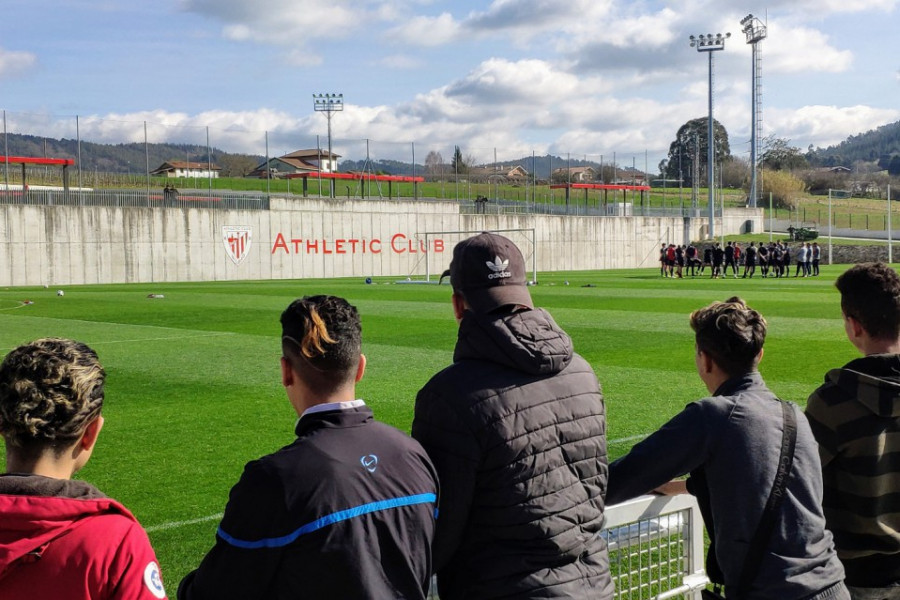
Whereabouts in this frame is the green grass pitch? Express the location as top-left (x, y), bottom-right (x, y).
top-left (0, 266), bottom-right (859, 587)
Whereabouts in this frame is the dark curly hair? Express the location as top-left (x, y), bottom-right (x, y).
top-left (836, 263), bottom-right (900, 341)
top-left (690, 296), bottom-right (766, 377)
top-left (0, 338), bottom-right (105, 453)
top-left (280, 295), bottom-right (361, 393)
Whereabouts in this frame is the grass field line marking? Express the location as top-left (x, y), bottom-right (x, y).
top-left (609, 433), bottom-right (650, 445)
top-left (91, 332), bottom-right (237, 345)
top-left (0, 303), bottom-right (30, 312)
top-left (146, 512), bottom-right (224, 533)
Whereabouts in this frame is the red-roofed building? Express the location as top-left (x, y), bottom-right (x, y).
top-left (248, 149), bottom-right (341, 178)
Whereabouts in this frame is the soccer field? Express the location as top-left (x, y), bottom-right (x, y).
top-left (0, 266), bottom-right (858, 588)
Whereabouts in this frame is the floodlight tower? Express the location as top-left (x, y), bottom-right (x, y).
top-left (313, 93), bottom-right (343, 197)
top-left (741, 14), bottom-right (767, 209)
top-left (689, 32), bottom-right (730, 239)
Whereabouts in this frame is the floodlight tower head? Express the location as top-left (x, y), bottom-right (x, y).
top-left (690, 31), bottom-right (731, 52)
top-left (313, 93), bottom-right (344, 113)
top-left (741, 14), bottom-right (767, 43)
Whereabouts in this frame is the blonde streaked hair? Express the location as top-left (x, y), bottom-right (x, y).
top-left (280, 295), bottom-right (361, 391)
top-left (0, 338), bottom-right (105, 452)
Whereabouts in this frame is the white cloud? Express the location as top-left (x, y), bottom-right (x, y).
top-left (444, 58), bottom-right (593, 106)
top-left (767, 105), bottom-right (900, 149)
top-left (762, 23), bottom-right (853, 74)
top-left (387, 13), bottom-right (461, 46)
top-left (285, 49), bottom-right (323, 67)
top-left (181, 0), bottom-right (363, 45)
top-left (774, 0), bottom-right (898, 14)
top-left (377, 54), bottom-right (424, 69)
top-left (0, 48), bottom-right (38, 79)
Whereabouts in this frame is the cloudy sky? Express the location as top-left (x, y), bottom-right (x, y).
top-left (2, 0), bottom-right (898, 171)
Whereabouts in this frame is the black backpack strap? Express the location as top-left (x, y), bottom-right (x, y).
top-left (735, 400), bottom-right (798, 596)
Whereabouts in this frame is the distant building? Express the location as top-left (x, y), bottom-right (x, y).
top-left (816, 166), bottom-right (851, 174)
top-left (467, 165), bottom-right (531, 181)
top-left (552, 166), bottom-right (597, 182)
top-left (610, 167), bottom-right (647, 186)
top-left (151, 161), bottom-right (221, 178)
top-left (248, 149), bottom-right (341, 178)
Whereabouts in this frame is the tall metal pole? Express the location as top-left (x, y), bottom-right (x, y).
top-left (3, 110), bottom-right (8, 192)
top-left (690, 32), bottom-right (730, 239)
top-left (828, 189), bottom-right (833, 265)
top-left (144, 121), bottom-right (150, 203)
top-left (206, 126), bottom-right (212, 196)
top-left (742, 15), bottom-right (767, 208)
top-left (889, 184), bottom-right (893, 263)
top-left (749, 43), bottom-right (759, 208)
top-left (313, 93), bottom-right (344, 198)
top-left (707, 51), bottom-right (716, 237)
top-left (76, 115), bottom-right (82, 193)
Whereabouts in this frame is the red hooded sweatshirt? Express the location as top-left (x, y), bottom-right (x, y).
top-left (0, 474), bottom-right (167, 599)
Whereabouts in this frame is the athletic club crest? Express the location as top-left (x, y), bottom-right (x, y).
top-left (223, 226), bottom-right (252, 265)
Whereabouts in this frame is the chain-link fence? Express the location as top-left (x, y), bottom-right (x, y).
top-left (1, 109), bottom-right (663, 209)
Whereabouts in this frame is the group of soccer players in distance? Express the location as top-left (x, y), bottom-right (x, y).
top-left (661, 240), bottom-right (823, 279)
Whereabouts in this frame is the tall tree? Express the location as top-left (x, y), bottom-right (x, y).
top-left (663, 117), bottom-right (730, 187)
top-left (889, 155), bottom-right (900, 176)
top-left (450, 145), bottom-right (467, 174)
top-left (424, 150), bottom-right (444, 177)
top-left (760, 136), bottom-right (808, 171)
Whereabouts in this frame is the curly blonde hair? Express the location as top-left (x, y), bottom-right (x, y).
top-left (0, 338), bottom-right (105, 451)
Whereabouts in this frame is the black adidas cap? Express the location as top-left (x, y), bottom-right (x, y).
top-left (443, 232), bottom-right (533, 314)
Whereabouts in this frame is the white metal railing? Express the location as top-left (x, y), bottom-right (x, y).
top-left (604, 494), bottom-right (708, 600)
top-left (427, 494), bottom-right (709, 599)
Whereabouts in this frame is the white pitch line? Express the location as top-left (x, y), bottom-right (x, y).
top-left (0, 332), bottom-right (237, 354)
top-left (0, 303), bottom-right (31, 312)
top-left (146, 513), bottom-right (223, 533)
top-left (89, 332), bottom-right (236, 345)
top-left (609, 433), bottom-right (650, 445)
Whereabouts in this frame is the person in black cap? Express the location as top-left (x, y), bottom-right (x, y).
top-left (412, 232), bottom-right (612, 600)
top-left (179, 295), bottom-right (439, 600)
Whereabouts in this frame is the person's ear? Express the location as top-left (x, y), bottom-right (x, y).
top-left (451, 292), bottom-right (466, 321)
top-left (79, 415), bottom-right (104, 452)
top-left (281, 356), bottom-right (295, 388)
top-left (355, 354), bottom-right (367, 384)
top-left (846, 315), bottom-right (866, 340)
top-left (756, 347), bottom-right (764, 365)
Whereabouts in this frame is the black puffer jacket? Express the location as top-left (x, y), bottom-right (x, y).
top-left (413, 308), bottom-right (612, 599)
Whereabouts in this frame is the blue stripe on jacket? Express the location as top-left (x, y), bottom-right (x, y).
top-left (217, 492), bottom-right (437, 549)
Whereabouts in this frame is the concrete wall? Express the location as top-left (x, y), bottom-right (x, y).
top-left (0, 197), bottom-right (764, 286)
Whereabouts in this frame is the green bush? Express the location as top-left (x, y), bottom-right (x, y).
top-left (761, 169), bottom-right (807, 209)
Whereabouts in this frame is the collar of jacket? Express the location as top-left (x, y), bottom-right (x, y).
top-left (294, 404), bottom-right (374, 437)
top-left (0, 473), bottom-right (106, 500)
top-left (711, 371), bottom-right (766, 398)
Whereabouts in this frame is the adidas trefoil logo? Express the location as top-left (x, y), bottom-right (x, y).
top-left (486, 256), bottom-right (512, 280)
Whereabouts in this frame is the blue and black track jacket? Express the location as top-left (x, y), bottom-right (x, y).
top-left (178, 405), bottom-right (439, 600)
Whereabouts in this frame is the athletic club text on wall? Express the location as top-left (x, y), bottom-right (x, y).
top-left (270, 232), bottom-right (445, 255)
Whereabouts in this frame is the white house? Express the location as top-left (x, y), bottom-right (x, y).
top-left (151, 161), bottom-right (221, 178)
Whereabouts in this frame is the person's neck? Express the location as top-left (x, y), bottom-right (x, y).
top-left (6, 454), bottom-right (74, 480)
top-left (862, 337), bottom-right (900, 356)
top-left (293, 388), bottom-right (357, 416)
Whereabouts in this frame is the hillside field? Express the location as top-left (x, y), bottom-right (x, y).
top-left (0, 266), bottom-right (860, 588)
